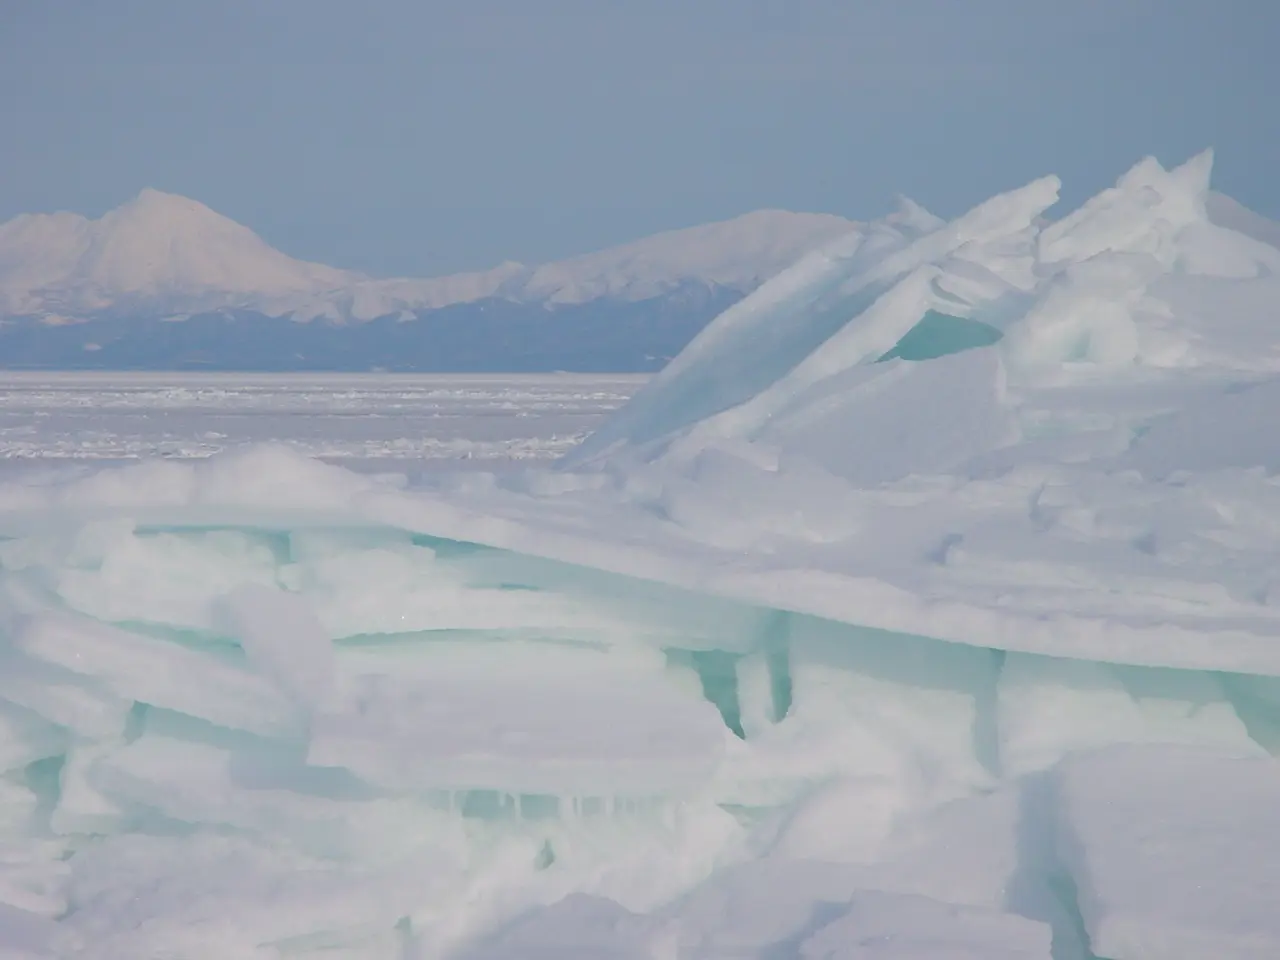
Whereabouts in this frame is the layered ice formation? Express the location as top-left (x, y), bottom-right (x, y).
top-left (1, 152), bottom-right (1279, 958)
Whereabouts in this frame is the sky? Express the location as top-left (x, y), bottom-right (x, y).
top-left (1, 0), bottom-right (1277, 277)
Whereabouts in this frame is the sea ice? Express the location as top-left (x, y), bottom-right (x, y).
top-left (0, 152), bottom-right (1274, 957)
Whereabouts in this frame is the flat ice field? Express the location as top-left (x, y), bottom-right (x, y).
top-left (3, 152), bottom-right (1280, 960)
top-left (0, 372), bottom-right (643, 469)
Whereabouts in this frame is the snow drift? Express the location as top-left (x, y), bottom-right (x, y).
top-left (1, 152), bottom-right (1279, 959)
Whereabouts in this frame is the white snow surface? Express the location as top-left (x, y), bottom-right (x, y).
top-left (0, 192), bottom-right (856, 322)
top-left (0, 153), bottom-right (1278, 958)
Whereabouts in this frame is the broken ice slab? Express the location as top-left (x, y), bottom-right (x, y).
top-left (0, 778), bottom-right (39, 840)
top-left (996, 653), bottom-right (1262, 777)
top-left (0, 841), bottom-right (70, 920)
top-left (1055, 744), bottom-right (1280, 960)
top-left (0, 702), bottom-right (64, 777)
top-left (216, 583), bottom-right (336, 711)
top-left (653, 859), bottom-right (1051, 960)
top-left (309, 642), bottom-right (727, 797)
top-left (797, 890), bottom-right (1052, 959)
top-left (0, 651), bottom-right (131, 742)
top-left (58, 833), bottom-right (458, 960)
top-left (86, 732), bottom-right (454, 860)
top-left (436, 546), bottom-right (776, 652)
top-left (650, 858), bottom-right (877, 958)
top-left (285, 533), bottom-right (662, 643)
top-left (53, 524), bottom-right (281, 632)
top-left (0, 901), bottom-right (57, 960)
top-left (51, 741), bottom-right (128, 837)
top-left (711, 614), bottom-right (997, 821)
top-left (267, 925), bottom-right (409, 960)
top-left (454, 893), bottom-right (656, 960)
top-left (10, 614), bottom-right (301, 737)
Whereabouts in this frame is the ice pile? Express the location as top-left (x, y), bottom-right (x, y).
top-left (1, 152), bottom-right (1279, 959)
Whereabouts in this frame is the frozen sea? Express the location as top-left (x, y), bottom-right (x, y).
top-left (3, 153), bottom-right (1280, 960)
top-left (0, 372), bottom-right (646, 471)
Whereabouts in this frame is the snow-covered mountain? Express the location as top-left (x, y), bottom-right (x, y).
top-left (0, 190), bottom-right (858, 324)
top-left (0, 190), bottom-right (356, 321)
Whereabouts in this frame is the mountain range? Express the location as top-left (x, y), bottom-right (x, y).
top-left (0, 188), bottom-right (1273, 371)
top-left (0, 191), bottom-right (862, 371)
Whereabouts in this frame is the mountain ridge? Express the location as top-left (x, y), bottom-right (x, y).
top-left (0, 190), bottom-right (860, 324)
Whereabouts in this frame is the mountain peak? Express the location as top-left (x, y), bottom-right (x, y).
top-left (118, 187), bottom-right (224, 221)
top-left (0, 189), bottom-right (354, 316)
top-left (97, 188), bottom-right (260, 255)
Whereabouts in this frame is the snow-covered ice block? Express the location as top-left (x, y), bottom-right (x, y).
top-left (1055, 744), bottom-right (1280, 960)
top-left (217, 583), bottom-right (335, 711)
top-left (997, 653), bottom-right (1262, 776)
top-left (0, 652), bottom-right (129, 742)
top-left (10, 614), bottom-right (300, 737)
top-left (0, 842), bottom-right (70, 921)
top-left (269, 927), bottom-right (408, 960)
top-left (0, 703), bottom-right (63, 776)
top-left (456, 893), bottom-right (655, 960)
top-left (857, 783), bottom-right (1095, 959)
top-left (866, 787), bottom-right (1023, 910)
top-left (798, 890), bottom-right (1052, 959)
top-left (0, 902), bottom-right (57, 960)
top-left (88, 729), bottom-right (449, 859)
top-left (54, 525), bottom-right (280, 630)
top-left (285, 536), bottom-right (638, 641)
top-left (657, 858), bottom-right (875, 958)
top-left (657, 859), bottom-right (1050, 960)
top-left (310, 642), bottom-right (726, 796)
top-left (715, 615), bottom-right (995, 835)
top-left (726, 345), bottom-right (1018, 488)
top-left (58, 833), bottom-right (459, 960)
top-left (0, 779), bottom-right (38, 840)
top-left (1118, 378), bottom-right (1280, 478)
top-left (50, 741), bottom-right (127, 836)
top-left (0, 861), bottom-right (68, 921)
top-left (439, 547), bottom-right (775, 652)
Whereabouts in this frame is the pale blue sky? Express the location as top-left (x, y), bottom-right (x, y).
top-left (2, 1), bottom-right (1276, 276)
